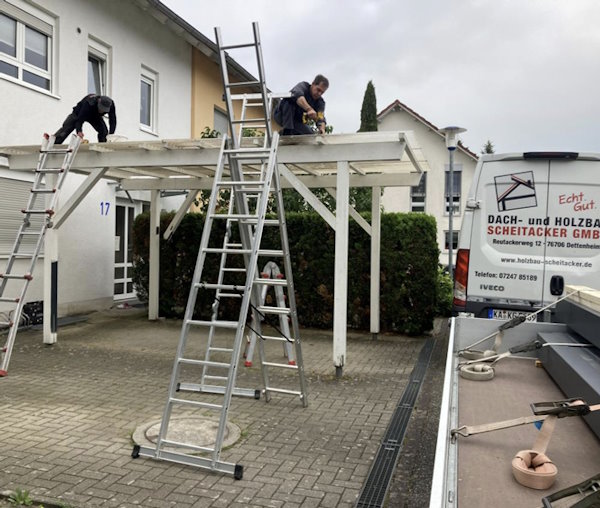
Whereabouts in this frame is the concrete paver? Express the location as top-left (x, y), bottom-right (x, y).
top-left (0, 307), bottom-right (445, 507)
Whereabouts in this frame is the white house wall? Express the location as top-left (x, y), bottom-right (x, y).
top-left (378, 111), bottom-right (476, 267)
top-left (1, 0), bottom-right (193, 315)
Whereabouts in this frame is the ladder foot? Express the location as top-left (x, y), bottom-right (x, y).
top-left (234, 464), bottom-right (243, 480)
top-left (288, 360), bottom-right (296, 366)
top-left (254, 389), bottom-right (261, 400)
top-left (131, 444), bottom-right (140, 458)
top-left (0, 370), bottom-right (7, 377)
top-left (244, 361), bottom-right (252, 367)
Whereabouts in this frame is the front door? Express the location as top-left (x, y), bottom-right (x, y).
top-left (114, 203), bottom-right (137, 300)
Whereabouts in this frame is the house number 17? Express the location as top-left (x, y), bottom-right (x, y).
top-left (100, 201), bottom-right (111, 216)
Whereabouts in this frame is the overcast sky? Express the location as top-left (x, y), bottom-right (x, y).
top-left (162, 0), bottom-right (600, 155)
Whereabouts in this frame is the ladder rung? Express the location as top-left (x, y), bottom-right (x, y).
top-left (179, 358), bottom-right (231, 369)
top-left (258, 249), bottom-right (284, 257)
top-left (39, 148), bottom-right (72, 154)
top-left (221, 42), bottom-right (257, 50)
top-left (231, 118), bottom-right (266, 125)
top-left (0, 273), bottom-right (33, 280)
top-left (31, 188), bottom-right (57, 194)
top-left (254, 278), bottom-right (287, 286)
top-left (209, 347), bottom-right (234, 353)
top-left (216, 180), bottom-right (266, 187)
top-left (12, 254), bottom-right (34, 259)
top-left (262, 335), bottom-right (294, 343)
top-left (19, 231), bottom-right (43, 236)
top-left (205, 248), bottom-right (284, 257)
top-left (0, 297), bottom-right (19, 303)
top-left (169, 397), bottom-right (223, 411)
top-left (159, 438), bottom-right (215, 454)
top-left (22, 209), bottom-right (54, 215)
top-left (231, 92), bottom-right (291, 101)
top-left (264, 386), bottom-right (302, 395)
top-left (204, 247), bottom-right (251, 255)
top-left (204, 375), bottom-right (227, 381)
top-left (226, 80), bottom-right (260, 87)
top-left (257, 306), bottom-right (290, 315)
top-left (35, 168), bottom-right (64, 173)
top-left (215, 292), bottom-right (243, 299)
top-left (223, 267), bottom-right (245, 273)
top-left (224, 148), bottom-right (270, 154)
top-left (186, 319), bottom-right (239, 329)
top-left (199, 283), bottom-right (246, 292)
top-left (244, 218), bottom-right (279, 226)
top-left (210, 213), bottom-right (260, 221)
top-left (0, 321), bottom-right (14, 327)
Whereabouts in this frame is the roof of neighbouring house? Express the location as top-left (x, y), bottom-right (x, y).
top-left (378, 99), bottom-right (479, 160)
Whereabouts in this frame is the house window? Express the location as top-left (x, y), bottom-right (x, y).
top-left (0, 2), bottom-right (54, 92)
top-left (88, 54), bottom-right (103, 94)
top-left (445, 164), bottom-right (462, 215)
top-left (444, 230), bottom-right (459, 251)
top-left (410, 172), bottom-right (426, 212)
top-left (140, 66), bottom-right (157, 132)
top-left (214, 108), bottom-right (228, 137)
top-left (87, 38), bottom-right (109, 95)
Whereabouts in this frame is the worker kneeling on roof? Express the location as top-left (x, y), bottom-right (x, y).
top-left (53, 94), bottom-right (117, 144)
top-left (274, 75), bottom-right (328, 135)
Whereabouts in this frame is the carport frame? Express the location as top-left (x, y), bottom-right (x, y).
top-left (0, 131), bottom-right (426, 375)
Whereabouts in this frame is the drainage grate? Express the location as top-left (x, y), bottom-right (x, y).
top-left (356, 337), bottom-right (435, 508)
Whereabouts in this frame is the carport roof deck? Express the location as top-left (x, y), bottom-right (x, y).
top-left (0, 131), bottom-right (426, 189)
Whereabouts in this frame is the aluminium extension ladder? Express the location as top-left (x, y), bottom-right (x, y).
top-left (132, 22), bottom-right (308, 479)
top-left (0, 133), bottom-right (81, 377)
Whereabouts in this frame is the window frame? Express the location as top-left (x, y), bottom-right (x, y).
top-left (0, 0), bottom-right (55, 94)
top-left (444, 230), bottom-right (459, 252)
top-left (444, 163), bottom-right (462, 216)
top-left (87, 37), bottom-right (110, 96)
top-left (213, 107), bottom-right (228, 137)
top-left (140, 66), bottom-right (158, 134)
top-left (410, 171), bottom-right (426, 212)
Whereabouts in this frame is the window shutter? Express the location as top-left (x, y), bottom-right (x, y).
top-left (0, 177), bottom-right (44, 256)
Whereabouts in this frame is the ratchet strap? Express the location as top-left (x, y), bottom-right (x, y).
top-left (451, 399), bottom-right (600, 490)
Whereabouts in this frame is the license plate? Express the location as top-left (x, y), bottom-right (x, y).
top-left (489, 309), bottom-right (536, 322)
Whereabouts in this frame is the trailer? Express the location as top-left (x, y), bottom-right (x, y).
top-left (431, 285), bottom-right (600, 507)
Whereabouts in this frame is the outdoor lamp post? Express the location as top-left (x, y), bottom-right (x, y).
top-left (440, 126), bottom-right (466, 279)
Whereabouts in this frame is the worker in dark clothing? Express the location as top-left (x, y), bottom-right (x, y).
top-left (53, 94), bottom-right (117, 144)
top-left (274, 74), bottom-right (328, 135)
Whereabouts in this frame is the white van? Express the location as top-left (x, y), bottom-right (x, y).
top-left (453, 151), bottom-right (600, 319)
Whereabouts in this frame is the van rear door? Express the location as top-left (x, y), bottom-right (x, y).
top-left (543, 157), bottom-right (600, 302)
top-left (467, 156), bottom-right (550, 315)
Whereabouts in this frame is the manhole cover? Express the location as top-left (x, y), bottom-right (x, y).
top-left (133, 416), bottom-right (241, 453)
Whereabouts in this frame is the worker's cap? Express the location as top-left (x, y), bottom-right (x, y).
top-left (98, 96), bottom-right (113, 113)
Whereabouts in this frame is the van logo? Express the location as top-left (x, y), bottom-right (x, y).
top-left (495, 171), bottom-right (537, 212)
top-left (480, 284), bottom-right (505, 292)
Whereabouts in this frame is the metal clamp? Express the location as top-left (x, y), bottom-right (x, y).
top-left (542, 473), bottom-right (600, 507)
top-left (531, 398), bottom-right (591, 418)
top-left (509, 339), bottom-right (542, 354)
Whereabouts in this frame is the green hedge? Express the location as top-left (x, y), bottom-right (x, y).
top-left (132, 211), bottom-right (440, 335)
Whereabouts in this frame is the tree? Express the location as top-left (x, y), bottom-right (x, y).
top-left (352, 81), bottom-right (379, 211)
top-left (481, 139), bottom-right (495, 154)
top-left (358, 80), bottom-right (378, 132)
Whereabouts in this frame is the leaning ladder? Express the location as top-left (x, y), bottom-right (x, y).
top-left (132, 22), bottom-right (308, 479)
top-left (0, 133), bottom-right (81, 377)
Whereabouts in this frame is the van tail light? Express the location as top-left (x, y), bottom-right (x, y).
top-left (453, 249), bottom-right (469, 308)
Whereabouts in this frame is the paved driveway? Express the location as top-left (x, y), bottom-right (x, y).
top-left (0, 307), bottom-right (445, 507)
